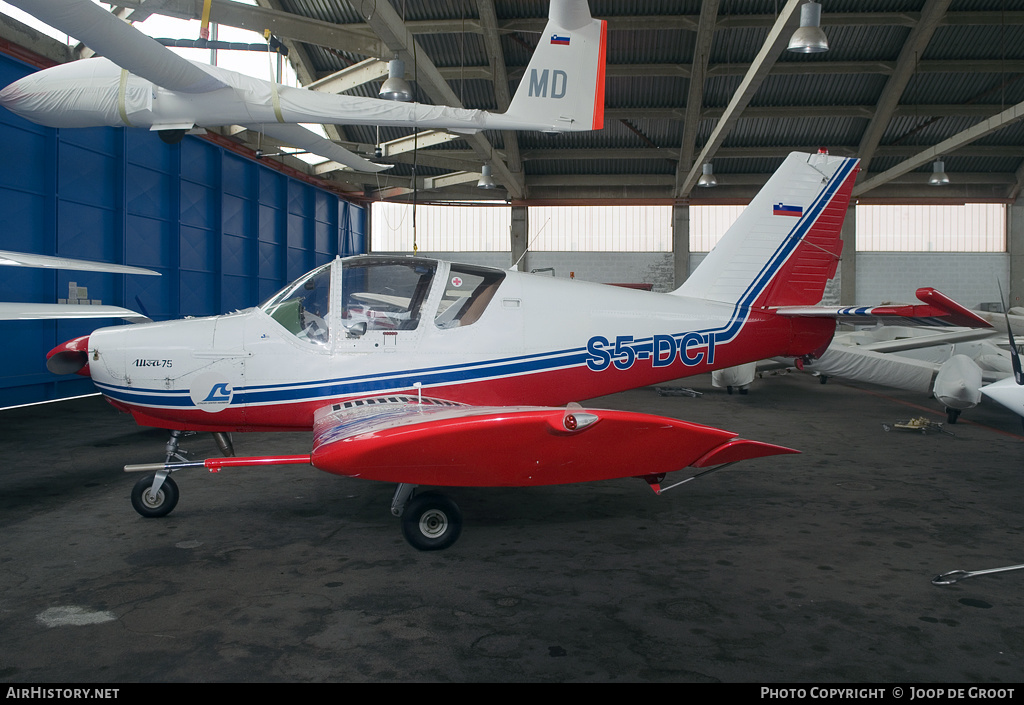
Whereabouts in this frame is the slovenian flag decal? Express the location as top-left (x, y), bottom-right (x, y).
top-left (773, 203), bottom-right (803, 217)
top-left (550, 34), bottom-right (571, 45)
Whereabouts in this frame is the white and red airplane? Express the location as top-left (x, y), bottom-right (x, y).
top-left (0, 0), bottom-right (607, 172)
top-left (45, 151), bottom-right (990, 549)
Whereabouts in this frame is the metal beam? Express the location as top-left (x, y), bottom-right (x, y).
top-left (674, 0), bottom-right (718, 197)
top-left (307, 59), bottom-right (388, 94)
top-left (856, 0), bottom-right (952, 175)
top-left (359, 0), bottom-right (522, 199)
top-left (478, 0), bottom-right (524, 198)
top-left (854, 99), bottom-right (1024, 196)
top-left (677, 0), bottom-right (802, 198)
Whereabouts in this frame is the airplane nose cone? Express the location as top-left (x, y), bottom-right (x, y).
top-left (46, 335), bottom-right (91, 376)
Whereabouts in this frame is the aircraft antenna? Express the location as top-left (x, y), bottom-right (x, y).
top-left (510, 217), bottom-right (551, 271)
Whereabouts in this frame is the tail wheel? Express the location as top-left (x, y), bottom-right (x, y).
top-left (401, 492), bottom-right (463, 551)
top-left (131, 474), bottom-right (179, 518)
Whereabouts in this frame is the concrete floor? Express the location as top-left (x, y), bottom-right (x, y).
top-left (0, 372), bottom-right (1022, 683)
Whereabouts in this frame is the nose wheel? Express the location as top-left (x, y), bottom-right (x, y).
top-left (399, 491), bottom-right (463, 551)
top-left (131, 473), bottom-right (179, 518)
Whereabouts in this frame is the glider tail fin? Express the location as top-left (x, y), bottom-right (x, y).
top-left (675, 152), bottom-right (860, 308)
top-left (501, 0), bottom-right (606, 132)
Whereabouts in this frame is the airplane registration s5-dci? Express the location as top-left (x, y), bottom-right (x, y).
top-left (41, 151), bottom-right (991, 550)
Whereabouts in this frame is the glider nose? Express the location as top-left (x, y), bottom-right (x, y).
top-left (0, 78), bottom-right (34, 120)
top-left (47, 335), bottom-right (91, 376)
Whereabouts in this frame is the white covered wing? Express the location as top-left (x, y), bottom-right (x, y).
top-left (0, 303), bottom-right (150, 322)
top-left (0, 249), bottom-right (159, 276)
top-left (800, 346), bottom-right (937, 393)
top-left (246, 123), bottom-right (391, 173)
top-left (6, 0), bottom-right (228, 93)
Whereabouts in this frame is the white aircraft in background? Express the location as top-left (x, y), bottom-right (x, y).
top-left (0, 0), bottom-right (607, 172)
top-left (722, 322), bottom-right (1007, 421)
top-left (978, 308), bottom-right (1024, 426)
top-left (43, 151), bottom-right (991, 550)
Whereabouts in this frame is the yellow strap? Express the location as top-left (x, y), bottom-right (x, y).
top-left (117, 69), bottom-right (133, 127)
top-left (199, 0), bottom-right (213, 39)
top-left (267, 31), bottom-right (285, 122)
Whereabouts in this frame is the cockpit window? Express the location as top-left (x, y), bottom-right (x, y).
top-left (260, 262), bottom-right (332, 344)
top-left (435, 266), bottom-right (505, 329)
top-left (341, 259), bottom-right (436, 336)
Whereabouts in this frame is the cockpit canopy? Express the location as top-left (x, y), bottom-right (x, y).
top-left (259, 257), bottom-right (504, 345)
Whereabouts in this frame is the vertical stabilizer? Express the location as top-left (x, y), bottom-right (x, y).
top-left (500, 0), bottom-right (606, 132)
top-left (675, 152), bottom-right (859, 307)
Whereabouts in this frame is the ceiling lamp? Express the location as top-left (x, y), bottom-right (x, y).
top-left (697, 163), bottom-right (718, 188)
top-left (788, 1), bottom-right (829, 54)
top-left (379, 59), bottom-right (413, 102)
top-left (928, 159), bottom-right (950, 186)
top-left (477, 164), bottom-right (497, 189)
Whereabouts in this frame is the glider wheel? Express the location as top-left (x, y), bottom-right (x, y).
top-left (401, 492), bottom-right (462, 551)
top-left (131, 474), bottom-right (179, 518)
top-left (946, 408), bottom-right (961, 424)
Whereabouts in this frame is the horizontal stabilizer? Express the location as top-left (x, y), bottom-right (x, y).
top-left (774, 288), bottom-right (993, 328)
top-left (308, 396), bottom-right (794, 487)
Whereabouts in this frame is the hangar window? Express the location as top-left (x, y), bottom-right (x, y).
top-left (372, 202), bottom-right (511, 252)
top-left (528, 205), bottom-right (671, 252)
top-left (689, 204), bottom-right (1006, 253)
top-left (371, 203), bottom-right (672, 252)
top-left (690, 205), bottom-right (745, 253)
top-left (856, 204), bottom-right (1005, 252)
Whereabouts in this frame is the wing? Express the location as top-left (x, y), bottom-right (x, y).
top-left (243, 123), bottom-right (392, 173)
top-left (6, 0), bottom-right (228, 93)
top-left (0, 250), bottom-right (159, 276)
top-left (0, 302), bottom-right (150, 322)
top-left (305, 396), bottom-right (798, 487)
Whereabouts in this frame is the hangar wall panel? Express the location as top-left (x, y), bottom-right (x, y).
top-left (0, 53), bottom-right (365, 409)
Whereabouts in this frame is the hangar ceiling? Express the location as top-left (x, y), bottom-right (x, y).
top-left (6, 0), bottom-right (1024, 205)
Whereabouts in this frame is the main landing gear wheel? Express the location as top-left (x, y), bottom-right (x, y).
top-left (131, 474), bottom-right (179, 518)
top-left (401, 492), bottom-right (463, 551)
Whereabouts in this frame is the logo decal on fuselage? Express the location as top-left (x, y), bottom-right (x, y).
top-left (586, 333), bottom-right (718, 372)
top-left (190, 373), bottom-right (236, 412)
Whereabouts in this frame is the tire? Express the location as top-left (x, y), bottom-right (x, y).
top-left (131, 474), bottom-right (179, 518)
top-left (401, 492), bottom-right (463, 551)
top-left (946, 408), bottom-right (961, 424)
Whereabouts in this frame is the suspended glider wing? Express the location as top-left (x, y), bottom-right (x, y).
top-left (243, 123), bottom-right (391, 173)
top-left (0, 249), bottom-right (160, 276)
top-left (4, 0), bottom-right (229, 94)
top-left (0, 302), bottom-right (150, 322)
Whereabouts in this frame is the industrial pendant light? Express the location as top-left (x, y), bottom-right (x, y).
top-left (697, 163), bottom-right (718, 188)
top-left (788, 1), bottom-right (829, 54)
top-left (379, 58), bottom-right (413, 101)
top-left (928, 159), bottom-right (950, 186)
top-left (477, 164), bottom-right (497, 189)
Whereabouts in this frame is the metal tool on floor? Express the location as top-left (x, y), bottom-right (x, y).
top-left (932, 563), bottom-right (1024, 585)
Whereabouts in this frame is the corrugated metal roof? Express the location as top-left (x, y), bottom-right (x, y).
top-left (86, 0), bottom-right (1024, 201)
